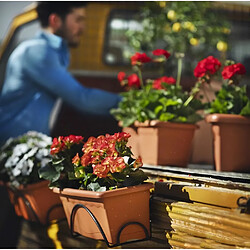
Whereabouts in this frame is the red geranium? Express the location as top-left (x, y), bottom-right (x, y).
top-left (118, 72), bottom-right (126, 82)
top-left (127, 74), bottom-right (141, 88)
top-left (131, 52), bottom-right (151, 65)
top-left (222, 63), bottom-right (246, 79)
top-left (194, 56), bottom-right (221, 78)
top-left (152, 49), bottom-right (171, 59)
top-left (153, 76), bottom-right (176, 90)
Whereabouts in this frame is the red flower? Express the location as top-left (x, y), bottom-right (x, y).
top-left (127, 74), bottom-right (141, 88)
top-left (152, 49), bottom-right (171, 59)
top-left (131, 52), bottom-right (151, 65)
top-left (110, 157), bottom-right (126, 173)
top-left (50, 136), bottom-right (66, 155)
top-left (92, 164), bottom-right (109, 178)
top-left (107, 132), bottom-right (131, 143)
top-left (118, 72), bottom-right (126, 82)
top-left (194, 56), bottom-right (221, 78)
top-left (64, 135), bottom-right (84, 146)
top-left (222, 63), bottom-right (246, 79)
top-left (80, 151), bottom-right (92, 166)
top-left (83, 136), bottom-right (96, 153)
top-left (133, 156), bottom-right (143, 168)
top-left (153, 76), bottom-right (176, 90)
top-left (72, 153), bottom-right (81, 166)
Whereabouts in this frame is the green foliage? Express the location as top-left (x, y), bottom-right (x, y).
top-left (126, 2), bottom-right (230, 74)
top-left (127, 2), bottom-right (230, 54)
top-left (111, 84), bottom-right (204, 127)
top-left (208, 84), bottom-right (250, 115)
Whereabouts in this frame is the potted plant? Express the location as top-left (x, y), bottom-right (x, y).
top-left (111, 49), bottom-right (204, 167)
top-left (39, 132), bottom-right (152, 246)
top-left (0, 131), bottom-right (65, 224)
top-left (193, 58), bottom-right (250, 172)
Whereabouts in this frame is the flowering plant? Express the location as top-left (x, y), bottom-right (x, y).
top-left (0, 131), bottom-right (52, 188)
top-left (186, 56), bottom-right (250, 116)
top-left (39, 132), bottom-right (148, 191)
top-left (111, 49), bottom-right (204, 127)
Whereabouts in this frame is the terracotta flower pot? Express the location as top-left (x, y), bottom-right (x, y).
top-left (53, 183), bottom-right (153, 245)
top-left (134, 120), bottom-right (197, 167)
top-left (7, 180), bottom-right (65, 224)
top-left (206, 114), bottom-right (250, 172)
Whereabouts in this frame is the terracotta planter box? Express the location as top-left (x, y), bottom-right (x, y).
top-left (53, 183), bottom-right (153, 245)
top-left (206, 114), bottom-right (250, 172)
top-left (7, 180), bottom-right (65, 224)
top-left (135, 120), bottom-right (197, 167)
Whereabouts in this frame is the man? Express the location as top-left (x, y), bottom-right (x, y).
top-left (0, 2), bottom-right (121, 247)
top-left (0, 1), bottom-right (121, 146)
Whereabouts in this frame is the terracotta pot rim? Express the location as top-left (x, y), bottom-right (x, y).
top-left (134, 120), bottom-right (198, 129)
top-left (206, 114), bottom-right (250, 125)
top-left (53, 182), bottom-right (153, 199)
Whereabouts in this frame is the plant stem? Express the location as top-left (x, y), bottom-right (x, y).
top-left (138, 67), bottom-right (144, 88)
top-left (175, 52), bottom-right (184, 87)
top-left (184, 81), bottom-right (201, 106)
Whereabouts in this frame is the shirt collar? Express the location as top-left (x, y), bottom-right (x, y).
top-left (36, 30), bottom-right (67, 50)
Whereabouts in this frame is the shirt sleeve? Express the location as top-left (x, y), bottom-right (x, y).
top-left (22, 43), bottom-right (122, 116)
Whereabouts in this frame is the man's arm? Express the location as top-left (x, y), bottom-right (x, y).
top-left (23, 43), bottom-right (121, 116)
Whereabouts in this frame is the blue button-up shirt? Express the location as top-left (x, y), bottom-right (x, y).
top-left (0, 31), bottom-right (121, 145)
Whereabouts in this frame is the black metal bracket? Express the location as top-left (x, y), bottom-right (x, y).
top-left (70, 203), bottom-right (151, 248)
top-left (237, 196), bottom-right (250, 214)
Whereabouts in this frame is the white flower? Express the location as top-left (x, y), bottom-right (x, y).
top-left (5, 156), bottom-right (20, 168)
top-left (0, 131), bottom-right (53, 188)
top-left (12, 143), bottom-right (29, 157)
top-left (21, 159), bottom-right (34, 176)
top-left (36, 148), bottom-right (50, 160)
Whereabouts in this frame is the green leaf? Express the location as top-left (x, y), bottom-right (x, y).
top-left (87, 182), bottom-right (106, 192)
top-left (122, 169), bottom-right (148, 187)
top-left (240, 100), bottom-right (250, 116)
top-left (38, 164), bottom-right (61, 183)
top-left (159, 112), bottom-right (175, 121)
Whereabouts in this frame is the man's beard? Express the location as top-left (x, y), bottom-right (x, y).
top-left (55, 27), bottom-right (80, 48)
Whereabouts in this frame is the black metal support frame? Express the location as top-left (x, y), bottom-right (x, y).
top-left (70, 203), bottom-right (151, 248)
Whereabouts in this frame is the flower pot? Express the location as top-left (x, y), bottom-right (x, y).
top-left (135, 120), bottom-right (197, 167)
top-left (7, 180), bottom-right (65, 224)
top-left (53, 183), bottom-right (153, 245)
top-left (206, 114), bottom-right (250, 172)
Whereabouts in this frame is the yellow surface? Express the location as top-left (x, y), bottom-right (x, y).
top-left (0, 8), bottom-right (37, 59)
top-left (47, 220), bottom-right (63, 249)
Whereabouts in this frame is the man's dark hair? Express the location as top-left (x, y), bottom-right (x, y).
top-left (36, 1), bottom-right (88, 28)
